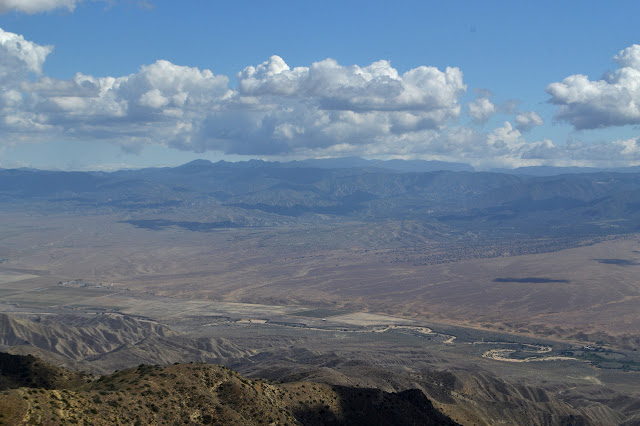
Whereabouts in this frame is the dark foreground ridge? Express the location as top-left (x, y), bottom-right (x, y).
top-left (0, 352), bottom-right (458, 425)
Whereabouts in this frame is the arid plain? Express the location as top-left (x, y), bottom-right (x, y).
top-left (2, 211), bottom-right (639, 345)
top-left (2, 209), bottom-right (640, 424)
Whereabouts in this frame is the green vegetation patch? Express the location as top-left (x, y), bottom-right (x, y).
top-left (561, 348), bottom-right (640, 371)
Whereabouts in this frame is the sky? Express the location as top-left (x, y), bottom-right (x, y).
top-left (0, 1), bottom-right (640, 171)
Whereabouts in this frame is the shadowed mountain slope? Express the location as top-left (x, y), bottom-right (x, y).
top-left (0, 352), bottom-right (86, 391)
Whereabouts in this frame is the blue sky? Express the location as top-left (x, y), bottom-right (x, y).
top-left (1, 0), bottom-right (639, 170)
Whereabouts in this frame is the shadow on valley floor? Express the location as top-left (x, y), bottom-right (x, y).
top-left (121, 219), bottom-right (243, 231)
top-left (493, 277), bottom-right (570, 283)
top-left (593, 258), bottom-right (640, 266)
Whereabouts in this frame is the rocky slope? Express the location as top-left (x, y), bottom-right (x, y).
top-left (3, 313), bottom-right (640, 425)
top-left (0, 352), bottom-right (457, 425)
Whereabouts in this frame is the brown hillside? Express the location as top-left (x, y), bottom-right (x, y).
top-left (0, 353), bottom-right (457, 425)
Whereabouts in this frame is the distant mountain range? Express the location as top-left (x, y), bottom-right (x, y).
top-left (180, 157), bottom-right (640, 175)
top-left (1, 158), bottom-right (640, 239)
top-left (283, 157), bottom-right (474, 173)
top-left (491, 164), bottom-right (640, 176)
top-left (5, 157), bottom-right (640, 175)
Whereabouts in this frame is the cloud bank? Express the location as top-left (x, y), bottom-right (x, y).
top-left (1, 26), bottom-right (639, 168)
top-left (1, 29), bottom-right (469, 157)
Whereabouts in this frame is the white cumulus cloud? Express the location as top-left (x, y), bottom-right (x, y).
top-left (514, 110), bottom-right (544, 132)
top-left (0, 27), bottom-right (52, 76)
top-left (0, 28), bottom-right (54, 141)
top-left (237, 55), bottom-right (465, 115)
top-left (468, 97), bottom-right (496, 124)
top-left (188, 56), bottom-right (467, 155)
top-left (486, 122), bottom-right (524, 155)
top-left (547, 44), bottom-right (640, 129)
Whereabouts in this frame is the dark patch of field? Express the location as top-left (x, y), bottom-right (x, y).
top-left (493, 277), bottom-right (570, 283)
top-left (593, 258), bottom-right (640, 266)
top-left (122, 219), bottom-right (241, 231)
top-left (289, 308), bottom-right (351, 318)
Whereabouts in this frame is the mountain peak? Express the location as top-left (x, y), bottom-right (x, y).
top-left (178, 159), bottom-right (215, 168)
